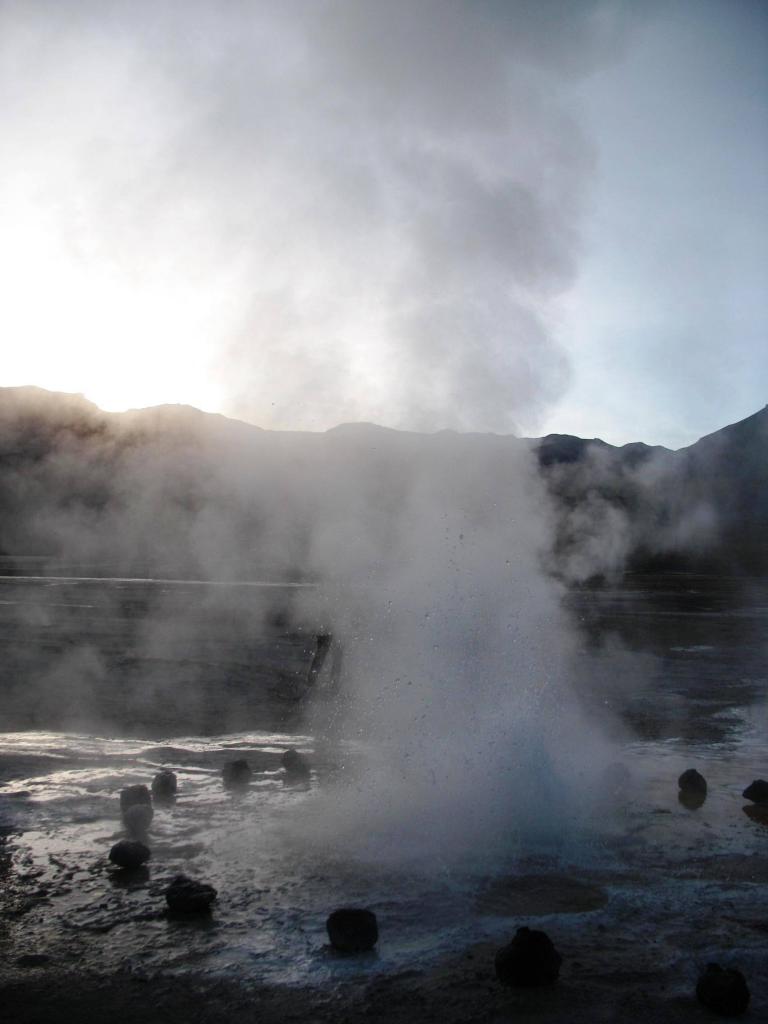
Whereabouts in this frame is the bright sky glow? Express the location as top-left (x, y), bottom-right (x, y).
top-left (1, 212), bottom-right (231, 413)
top-left (1, 1), bottom-right (765, 447)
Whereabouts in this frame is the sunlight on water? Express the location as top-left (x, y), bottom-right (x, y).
top-left (1, 715), bottom-right (767, 985)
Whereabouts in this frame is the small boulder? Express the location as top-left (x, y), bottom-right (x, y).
top-left (282, 748), bottom-right (310, 778)
top-left (120, 784), bottom-right (152, 812)
top-left (678, 769), bottom-right (707, 796)
top-left (495, 927), bottom-right (562, 987)
top-left (326, 908), bottom-right (378, 952)
top-left (742, 779), bottom-right (768, 804)
top-left (123, 803), bottom-right (154, 835)
top-left (109, 839), bottom-right (151, 869)
top-left (165, 874), bottom-right (217, 914)
top-left (222, 759), bottom-right (252, 790)
top-left (696, 963), bottom-right (750, 1016)
top-left (151, 770), bottom-right (178, 802)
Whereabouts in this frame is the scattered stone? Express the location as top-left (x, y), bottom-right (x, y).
top-left (109, 839), bottom-right (151, 869)
top-left (120, 785), bottom-right (152, 812)
top-left (123, 803), bottom-right (154, 835)
top-left (222, 759), bottom-right (252, 790)
top-left (742, 779), bottom-right (768, 804)
top-left (494, 927), bottom-right (562, 987)
top-left (165, 874), bottom-right (217, 913)
top-left (678, 769), bottom-right (707, 796)
top-left (326, 908), bottom-right (379, 952)
top-left (282, 748), bottom-right (310, 778)
top-left (696, 963), bottom-right (750, 1016)
top-left (151, 770), bottom-right (178, 802)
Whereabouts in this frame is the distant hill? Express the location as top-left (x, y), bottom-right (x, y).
top-left (533, 406), bottom-right (768, 577)
top-left (0, 386), bottom-right (765, 579)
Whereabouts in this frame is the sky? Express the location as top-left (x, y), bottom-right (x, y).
top-left (547, 0), bottom-right (768, 448)
top-left (0, 0), bottom-right (765, 449)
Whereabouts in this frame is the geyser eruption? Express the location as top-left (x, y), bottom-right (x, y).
top-left (0, 1), bottom-right (641, 862)
top-left (0, 1), bottom-right (639, 852)
top-left (295, 430), bottom-right (615, 862)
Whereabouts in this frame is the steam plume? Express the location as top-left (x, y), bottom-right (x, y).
top-left (0, 0), bottom-right (644, 432)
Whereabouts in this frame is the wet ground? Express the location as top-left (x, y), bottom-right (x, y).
top-left (1, 571), bottom-right (767, 1021)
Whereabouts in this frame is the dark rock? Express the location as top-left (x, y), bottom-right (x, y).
top-left (282, 748), bottom-right (310, 777)
top-left (123, 803), bottom-right (154, 835)
top-left (678, 769), bottom-right (707, 795)
top-left (696, 963), bottom-right (750, 1016)
top-left (326, 908), bottom-right (378, 952)
top-left (494, 927), bottom-right (562, 987)
top-left (151, 770), bottom-right (178, 802)
top-left (742, 779), bottom-right (768, 804)
top-left (109, 839), bottom-right (151, 869)
top-left (222, 759), bottom-right (252, 790)
top-left (165, 874), bottom-right (217, 914)
top-left (120, 784), bottom-right (152, 812)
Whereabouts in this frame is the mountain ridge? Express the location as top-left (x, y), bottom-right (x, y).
top-left (4, 383), bottom-right (764, 453)
top-left (0, 385), bottom-right (765, 578)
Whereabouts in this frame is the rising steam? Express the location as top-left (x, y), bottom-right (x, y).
top-left (0, 0), bottom-right (645, 432)
top-left (0, 1), bottom-right (652, 861)
top-left (287, 430), bottom-right (618, 861)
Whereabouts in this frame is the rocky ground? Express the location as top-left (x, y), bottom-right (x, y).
top-left (3, 809), bottom-right (767, 1024)
top-left (2, 933), bottom-right (765, 1024)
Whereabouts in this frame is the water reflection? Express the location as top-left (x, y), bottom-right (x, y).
top-left (742, 803), bottom-right (768, 828)
top-left (0, 572), bottom-right (767, 987)
top-left (678, 790), bottom-right (707, 811)
top-left (109, 865), bottom-right (150, 888)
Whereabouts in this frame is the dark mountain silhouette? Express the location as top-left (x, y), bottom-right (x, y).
top-left (0, 386), bottom-right (765, 578)
top-left (534, 405), bottom-right (767, 576)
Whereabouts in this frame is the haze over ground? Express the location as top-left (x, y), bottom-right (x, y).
top-left (1, 1), bottom-right (765, 447)
top-left (1, 386), bottom-right (766, 579)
